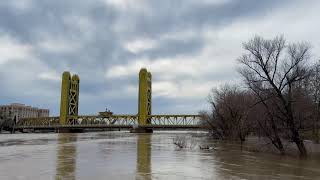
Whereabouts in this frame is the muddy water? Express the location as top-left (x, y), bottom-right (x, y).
top-left (0, 131), bottom-right (319, 180)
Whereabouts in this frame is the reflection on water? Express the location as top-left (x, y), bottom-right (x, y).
top-left (56, 133), bottom-right (77, 180)
top-left (136, 134), bottom-right (151, 180)
top-left (0, 132), bottom-right (319, 180)
top-left (201, 141), bottom-right (320, 180)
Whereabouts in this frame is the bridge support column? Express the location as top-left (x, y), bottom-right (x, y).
top-left (131, 68), bottom-right (153, 133)
top-left (59, 71), bottom-right (80, 128)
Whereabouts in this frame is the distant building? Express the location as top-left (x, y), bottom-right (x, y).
top-left (0, 103), bottom-right (49, 122)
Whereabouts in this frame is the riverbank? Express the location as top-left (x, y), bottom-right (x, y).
top-left (244, 136), bottom-right (320, 158)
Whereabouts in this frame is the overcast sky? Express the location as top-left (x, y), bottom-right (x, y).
top-left (0, 0), bottom-right (319, 116)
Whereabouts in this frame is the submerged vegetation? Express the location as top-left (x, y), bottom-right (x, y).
top-left (201, 35), bottom-right (320, 157)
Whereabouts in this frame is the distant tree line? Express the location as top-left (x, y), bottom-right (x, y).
top-left (201, 35), bottom-right (320, 157)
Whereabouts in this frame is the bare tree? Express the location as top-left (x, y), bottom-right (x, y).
top-left (305, 60), bottom-right (320, 143)
top-left (207, 85), bottom-right (254, 142)
top-left (238, 35), bottom-right (311, 156)
top-left (199, 110), bottom-right (224, 139)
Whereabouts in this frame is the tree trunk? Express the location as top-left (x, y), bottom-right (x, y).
top-left (295, 139), bottom-right (307, 157)
top-left (270, 118), bottom-right (286, 155)
top-left (292, 130), bottom-right (307, 157)
top-left (274, 133), bottom-right (286, 155)
top-left (316, 103), bottom-right (320, 144)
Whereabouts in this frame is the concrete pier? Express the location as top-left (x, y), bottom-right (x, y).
top-left (130, 127), bottom-right (153, 133)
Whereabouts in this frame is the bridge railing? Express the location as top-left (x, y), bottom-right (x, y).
top-left (149, 115), bottom-right (201, 126)
top-left (16, 115), bottom-right (138, 127)
top-left (17, 117), bottom-right (60, 127)
top-left (16, 114), bottom-right (203, 127)
top-left (78, 115), bottom-right (138, 125)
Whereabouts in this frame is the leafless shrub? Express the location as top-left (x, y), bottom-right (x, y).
top-left (205, 85), bottom-right (255, 142)
top-left (173, 136), bottom-right (198, 149)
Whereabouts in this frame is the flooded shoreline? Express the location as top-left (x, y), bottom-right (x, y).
top-left (0, 131), bottom-right (319, 179)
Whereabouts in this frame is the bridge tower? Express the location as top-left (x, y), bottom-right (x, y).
top-left (131, 68), bottom-right (153, 133)
top-left (59, 72), bottom-right (80, 125)
top-left (138, 68), bottom-right (152, 125)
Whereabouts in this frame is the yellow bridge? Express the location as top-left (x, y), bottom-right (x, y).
top-left (15, 68), bottom-right (205, 133)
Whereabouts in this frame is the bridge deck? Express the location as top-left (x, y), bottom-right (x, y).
top-left (14, 124), bottom-right (206, 130)
top-left (14, 114), bottom-right (207, 131)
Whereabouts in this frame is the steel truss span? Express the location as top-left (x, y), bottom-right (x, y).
top-left (15, 115), bottom-right (204, 129)
top-left (14, 69), bottom-right (208, 131)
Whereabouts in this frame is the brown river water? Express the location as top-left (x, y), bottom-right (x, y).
top-left (0, 131), bottom-right (319, 180)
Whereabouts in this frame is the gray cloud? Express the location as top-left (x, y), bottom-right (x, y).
top-left (0, 0), bottom-right (319, 115)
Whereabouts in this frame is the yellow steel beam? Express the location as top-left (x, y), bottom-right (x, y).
top-left (138, 68), bottom-right (152, 126)
top-left (60, 72), bottom-right (71, 125)
top-left (59, 72), bottom-right (80, 125)
top-left (69, 74), bottom-right (80, 124)
top-left (148, 115), bottom-right (201, 118)
top-left (17, 114), bottom-right (202, 127)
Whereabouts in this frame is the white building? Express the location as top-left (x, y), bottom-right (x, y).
top-left (0, 103), bottom-right (49, 122)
